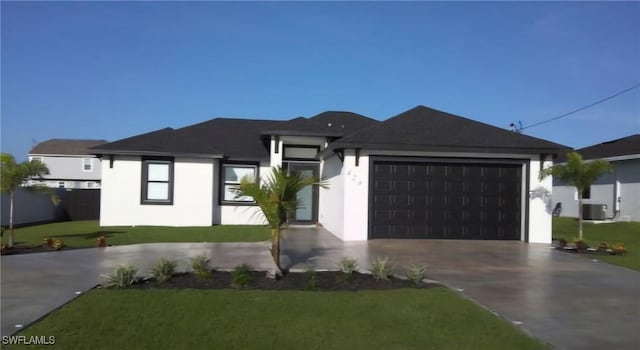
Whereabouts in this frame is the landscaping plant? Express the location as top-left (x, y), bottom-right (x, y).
top-left (152, 258), bottom-right (178, 283)
top-left (371, 256), bottom-right (393, 281)
top-left (43, 237), bottom-right (54, 247)
top-left (337, 257), bottom-right (359, 283)
top-left (1, 153), bottom-right (60, 248)
top-left (96, 236), bottom-right (107, 248)
top-left (303, 266), bottom-right (318, 291)
top-left (231, 264), bottom-right (253, 288)
top-left (406, 264), bottom-right (426, 286)
top-left (574, 239), bottom-right (589, 252)
top-left (539, 151), bottom-right (611, 240)
top-left (233, 166), bottom-right (326, 276)
top-left (102, 265), bottom-right (138, 289)
top-left (53, 239), bottom-right (64, 251)
top-left (190, 255), bottom-right (212, 279)
top-left (612, 243), bottom-right (626, 255)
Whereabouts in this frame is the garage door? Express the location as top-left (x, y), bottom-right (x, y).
top-left (370, 161), bottom-right (522, 240)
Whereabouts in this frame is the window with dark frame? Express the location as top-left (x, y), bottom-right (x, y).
top-left (221, 164), bottom-right (257, 204)
top-left (141, 159), bottom-right (174, 205)
top-left (582, 186), bottom-right (591, 199)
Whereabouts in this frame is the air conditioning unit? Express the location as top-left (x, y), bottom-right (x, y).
top-left (582, 204), bottom-right (607, 220)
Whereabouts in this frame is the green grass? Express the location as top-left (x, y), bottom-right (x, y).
top-left (2, 221), bottom-right (269, 248)
top-left (553, 217), bottom-right (640, 271)
top-left (14, 288), bottom-right (548, 350)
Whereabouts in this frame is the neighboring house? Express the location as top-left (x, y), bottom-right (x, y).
top-left (92, 105), bottom-right (567, 243)
top-left (29, 139), bottom-right (107, 189)
top-left (552, 134), bottom-right (640, 221)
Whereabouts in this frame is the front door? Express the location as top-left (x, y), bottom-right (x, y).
top-left (286, 162), bottom-right (319, 224)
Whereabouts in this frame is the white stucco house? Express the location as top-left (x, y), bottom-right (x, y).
top-left (552, 134), bottom-right (640, 222)
top-left (29, 139), bottom-right (107, 189)
top-left (92, 105), bottom-right (568, 243)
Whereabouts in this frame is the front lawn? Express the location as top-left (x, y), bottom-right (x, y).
top-left (15, 288), bottom-right (548, 350)
top-left (2, 220), bottom-right (269, 248)
top-left (553, 217), bottom-right (640, 271)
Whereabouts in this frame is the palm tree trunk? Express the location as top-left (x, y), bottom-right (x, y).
top-left (271, 227), bottom-right (282, 274)
top-left (577, 192), bottom-right (583, 240)
top-left (8, 192), bottom-right (15, 247)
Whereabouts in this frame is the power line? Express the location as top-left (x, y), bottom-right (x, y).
top-left (518, 82), bottom-right (640, 131)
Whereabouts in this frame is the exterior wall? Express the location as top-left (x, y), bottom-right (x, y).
top-left (100, 156), bottom-right (214, 226)
top-left (529, 156), bottom-right (553, 243)
top-left (318, 154), bottom-right (344, 239)
top-left (218, 162), bottom-right (270, 225)
top-left (335, 149), bottom-right (553, 243)
top-left (28, 155), bottom-right (102, 188)
top-left (553, 158), bottom-right (640, 221)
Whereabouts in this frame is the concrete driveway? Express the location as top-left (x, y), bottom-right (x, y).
top-left (0, 242), bottom-right (276, 337)
top-left (281, 228), bottom-right (640, 350)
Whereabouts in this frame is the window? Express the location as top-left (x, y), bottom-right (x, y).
top-left (222, 164), bottom-right (257, 203)
top-left (83, 158), bottom-right (93, 172)
top-left (58, 182), bottom-right (65, 188)
top-left (582, 186), bottom-right (591, 199)
top-left (141, 159), bottom-right (174, 205)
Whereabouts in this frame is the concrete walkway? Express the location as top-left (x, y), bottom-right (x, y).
top-left (0, 242), bottom-right (276, 337)
top-left (281, 228), bottom-right (640, 350)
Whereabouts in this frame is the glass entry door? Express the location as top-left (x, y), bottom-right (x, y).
top-left (286, 162), bottom-right (319, 224)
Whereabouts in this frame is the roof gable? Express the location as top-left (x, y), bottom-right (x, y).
top-left (263, 111), bottom-right (378, 137)
top-left (331, 105), bottom-right (568, 154)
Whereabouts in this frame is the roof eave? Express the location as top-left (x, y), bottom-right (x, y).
top-left (321, 143), bottom-right (570, 158)
top-left (91, 149), bottom-right (225, 159)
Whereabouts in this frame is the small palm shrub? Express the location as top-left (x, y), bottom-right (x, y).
top-left (102, 265), bottom-right (138, 289)
top-left (43, 237), bottom-right (54, 247)
top-left (612, 243), bottom-right (626, 255)
top-left (406, 264), bottom-right (426, 286)
top-left (303, 266), bottom-right (318, 291)
top-left (152, 258), bottom-right (178, 283)
top-left (96, 236), bottom-right (107, 248)
top-left (53, 239), bottom-right (64, 251)
top-left (371, 256), bottom-right (393, 281)
top-left (337, 257), bottom-right (359, 283)
top-left (232, 264), bottom-right (253, 288)
top-left (190, 254), bottom-right (212, 279)
top-left (574, 239), bottom-right (589, 252)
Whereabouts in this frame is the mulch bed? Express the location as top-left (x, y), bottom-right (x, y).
top-left (0, 244), bottom-right (90, 255)
top-left (120, 271), bottom-right (438, 291)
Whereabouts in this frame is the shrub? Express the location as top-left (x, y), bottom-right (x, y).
top-left (152, 258), bottom-right (178, 283)
top-left (597, 242), bottom-right (609, 252)
top-left (557, 238), bottom-right (567, 248)
top-left (406, 264), bottom-right (426, 286)
top-left (371, 256), bottom-right (393, 281)
top-left (43, 237), bottom-right (54, 246)
top-left (53, 239), bottom-right (64, 251)
top-left (337, 257), bottom-right (359, 275)
top-left (190, 255), bottom-right (212, 279)
top-left (96, 236), bottom-right (107, 248)
top-left (574, 239), bottom-right (588, 252)
top-left (102, 265), bottom-right (138, 288)
top-left (612, 243), bottom-right (626, 255)
top-left (232, 264), bottom-right (253, 288)
top-left (303, 266), bottom-right (318, 291)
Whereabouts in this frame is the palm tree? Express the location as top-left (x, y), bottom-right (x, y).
top-left (234, 166), bottom-right (326, 276)
top-left (539, 151), bottom-right (611, 240)
top-left (1, 153), bottom-right (59, 247)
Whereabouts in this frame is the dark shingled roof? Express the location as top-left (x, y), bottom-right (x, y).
top-left (328, 105), bottom-right (569, 155)
top-left (262, 111), bottom-right (378, 137)
top-left (93, 119), bottom-right (286, 161)
top-left (572, 134), bottom-right (640, 160)
top-left (30, 139), bottom-right (108, 155)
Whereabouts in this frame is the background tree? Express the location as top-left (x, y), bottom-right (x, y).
top-left (539, 151), bottom-right (611, 240)
top-left (1, 153), bottom-right (59, 247)
top-left (234, 166), bottom-right (326, 276)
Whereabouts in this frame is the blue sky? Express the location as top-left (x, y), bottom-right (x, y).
top-left (2, 1), bottom-right (639, 160)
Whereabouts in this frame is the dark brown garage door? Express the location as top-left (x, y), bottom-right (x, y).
top-left (370, 161), bottom-right (522, 240)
